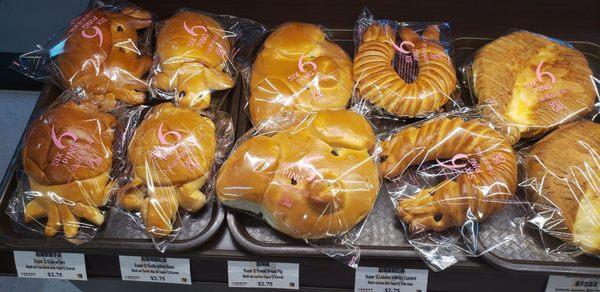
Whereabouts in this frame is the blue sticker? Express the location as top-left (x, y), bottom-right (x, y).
top-left (49, 39), bottom-right (66, 57)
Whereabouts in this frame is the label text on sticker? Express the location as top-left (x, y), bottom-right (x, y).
top-left (14, 251), bottom-right (87, 281)
top-left (119, 255), bottom-right (191, 285)
top-left (354, 266), bottom-right (428, 292)
top-left (545, 275), bottom-right (600, 292)
top-left (228, 260), bottom-right (299, 290)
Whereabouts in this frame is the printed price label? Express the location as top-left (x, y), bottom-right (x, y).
top-left (228, 261), bottom-right (299, 290)
top-left (14, 251), bottom-right (87, 281)
top-left (546, 275), bottom-right (600, 292)
top-left (119, 256), bottom-right (191, 285)
top-left (354, 266), bottom-right (428, 292)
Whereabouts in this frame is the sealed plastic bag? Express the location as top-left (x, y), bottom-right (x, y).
top-left (520, 120), bottom-right (600, 255)
top-left (12, 0), bottom-right (154, 107)
top-left (216, 109), bottom-right (380, 267)
top-left (379, 107), bottom-right (519, 270)
top-left (116, 102), bottom-right (234, 251)
top-left (7, 90), bottom-right (121, 244)
top-left (149, 9), bottom-right (267, 110)
top-left (243, 22), bottom-right (353, 125)
top-left (461, 30), bottom-right (599, 145)
top-left (352, 8), bottom-right (461, 121)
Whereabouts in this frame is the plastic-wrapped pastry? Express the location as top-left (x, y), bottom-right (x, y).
top-left (248, 22), bottom-right (352, 125)
top-left (521, 120), bottom-right (600, 254)
top-left (216, 109), bottom-right (379, 239)
top-left (469, 30), bottom-right (597, 144)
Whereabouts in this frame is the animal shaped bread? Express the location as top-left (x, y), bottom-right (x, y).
top-left (249, 22), bottom-right (353, 125)
top-left (119, 103), bottom-right (216, 238)
top-left (353, 24), bottom-right (457, 117)
top-left (152, 11), bottom-right (234, 110)
top-left (22, 101), bottom-right (116, 238)
top-left (381, 117), bottom-right (517, 232)
top-left (216, 109), bottom-right (379, 239)
top-left (471, 31), bottom-right (596, 144)
top-left (522, 120), bottom-right (600, 253)
top-left (56, 7), bottom-right (153, 105)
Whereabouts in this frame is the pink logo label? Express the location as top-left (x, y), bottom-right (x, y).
top-left (183, 22), bottom-right (207, 36)
top-left (81, 26), bottom-right (103, 47)
top-left (436, 153), bottom-right (469, 170)
top-left (392, 40), bottom-right (415, 54)
top-left (51, 126), bottom-right (78, 149)
top-left (157, 123), bottom-right (182, 145)
top-left (298, 54), bottom-right (317, 72)
top-left (536, 61), bottom-right (556, 84)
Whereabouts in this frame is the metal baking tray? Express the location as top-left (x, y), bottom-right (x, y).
top-left (0, 79), bottom-right (245, 251)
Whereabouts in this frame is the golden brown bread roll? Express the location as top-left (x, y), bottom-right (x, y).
top-left (56, 7), bottom-right (153, 105)
top-left (119, 102), bottom-right (216, 238)
top-left (472, 31), bottom-right (596, 144)
top-left (22, 101), bottom-right (116, 238)
top-left (152, 11), bottom-right (234, 110)
top-left (353, 24), bottom-right (457, 117)
top-left (249, 22), bottom-right (353, 125)
top-left (522, 120), bottom-right (600, 253)
top-left (381, 117), bottom-right (517, 232)
top-left (216, 109), bottom-right (379, 239)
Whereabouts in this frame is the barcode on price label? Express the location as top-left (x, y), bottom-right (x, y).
top-left (119, 255), bottom-right (191, 285)
top-left (546, 275), bottom-right (600, 292)
top-left (228, 260), bottom-right (299, 290)
top-left (354, 266), bottom-right (428, 292)
top-left (14, 251), bottom-right (87, 281)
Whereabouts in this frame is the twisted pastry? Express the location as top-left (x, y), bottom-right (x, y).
top-left (353, 24), bottom-right (457, 117)
top-left (472, 31), bottom-right (596, 144)
top-left (381, 117), bottom-right (517, 232)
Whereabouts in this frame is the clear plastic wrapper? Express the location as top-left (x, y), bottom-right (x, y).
top-left (520, 119), bottom-right (600, 256)
top-left (216, 109), bottom-right (381, 267)
top-left (6, 90), bottom-right (124, 244)
top-left (461, 30), bottom-right (600, 145)
top-left (116, 102), bottom-right (234, 252)
top-left (149, 8), bottom-right (267, 110)
top-left (12, 0), bottom-right (154, 107)
top-left (242, 22), bottom-right (353, 125)
top-left (352, 8), bottom-right (461, 123)
top-left (379, 107), bottom-right (520, 270)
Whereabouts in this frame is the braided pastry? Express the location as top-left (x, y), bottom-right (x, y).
top-left (523, 120), bottom-right (600, 253)
top-left (472, 31), bottom-right (596, 144)
top-left (381, 117), bottom-right (517, 232)
top-left (353, 24), bottom-right (457, 117)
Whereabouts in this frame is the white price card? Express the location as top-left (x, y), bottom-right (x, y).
top-left (546, 275), bottom-right (600, 292)
top-left (354, 266), bottom-right (428, 292)
top-left (14, 251), bottom-right (87, 281)
top-left (119, 255), bottom-right (191, 285)
top-left (228, 260), bottom-right (299, 290)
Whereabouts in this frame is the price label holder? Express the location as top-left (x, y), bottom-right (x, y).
top-left (14, 251), bottom-right (87, 281)
top-left (228, 260), bottom-right (299, 290)
top-left (119, 255), bottom-right (191, 285)
top-left (354, 266), bottom-right (428, 292)
top-left (546, 275), bottom-right (600, 292)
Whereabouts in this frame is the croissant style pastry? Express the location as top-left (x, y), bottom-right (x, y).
top-left (152, 11), bottom-right (234, 110)
top-left (353, 24), bottom-right (457, 117)
top-left (216, 109), bottom-right (379, 239)
top-left (249, 22), bottom-right (353, 125)
top-left (472, 31), bottom-right (596, 144)
top-left (119, 103), bottom-right (216, 238)
top-left (56, 7), bottom-right (153, 105)
top-left (523, 120), bottom-right (600, 253)
top-left (381, 117), bottom-right (517, 232)
top-left (22, 101), bottom-right (116, 238)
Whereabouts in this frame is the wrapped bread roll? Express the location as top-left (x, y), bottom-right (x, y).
top-left (216, 109), bottom-right (379, 239)
top-left (248, 22), bottom-right (352, 125)
top-left (522, 120), bottom-right (600, 253)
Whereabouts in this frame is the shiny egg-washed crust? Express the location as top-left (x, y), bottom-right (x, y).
top-left (22, 102), bottom-right (116, 238)
top-left (153, 12), bottom-right (234, 110)
top-left (249, 22), bottom-right (353, 125)
top-left (472, 31), bottom-right (596, 144)
top-left (119, 103), bottom-right (216, 238)
top-left (353, 24), bottom-right (457, 117)
top-left (524, 120), bottom-right (600, 253)
top-left (381, 117), bottom-right (517, 232)
top-left (216, 109), bottom-right (379, 239)
top-left (56, 7), bottom-right (153, 106)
